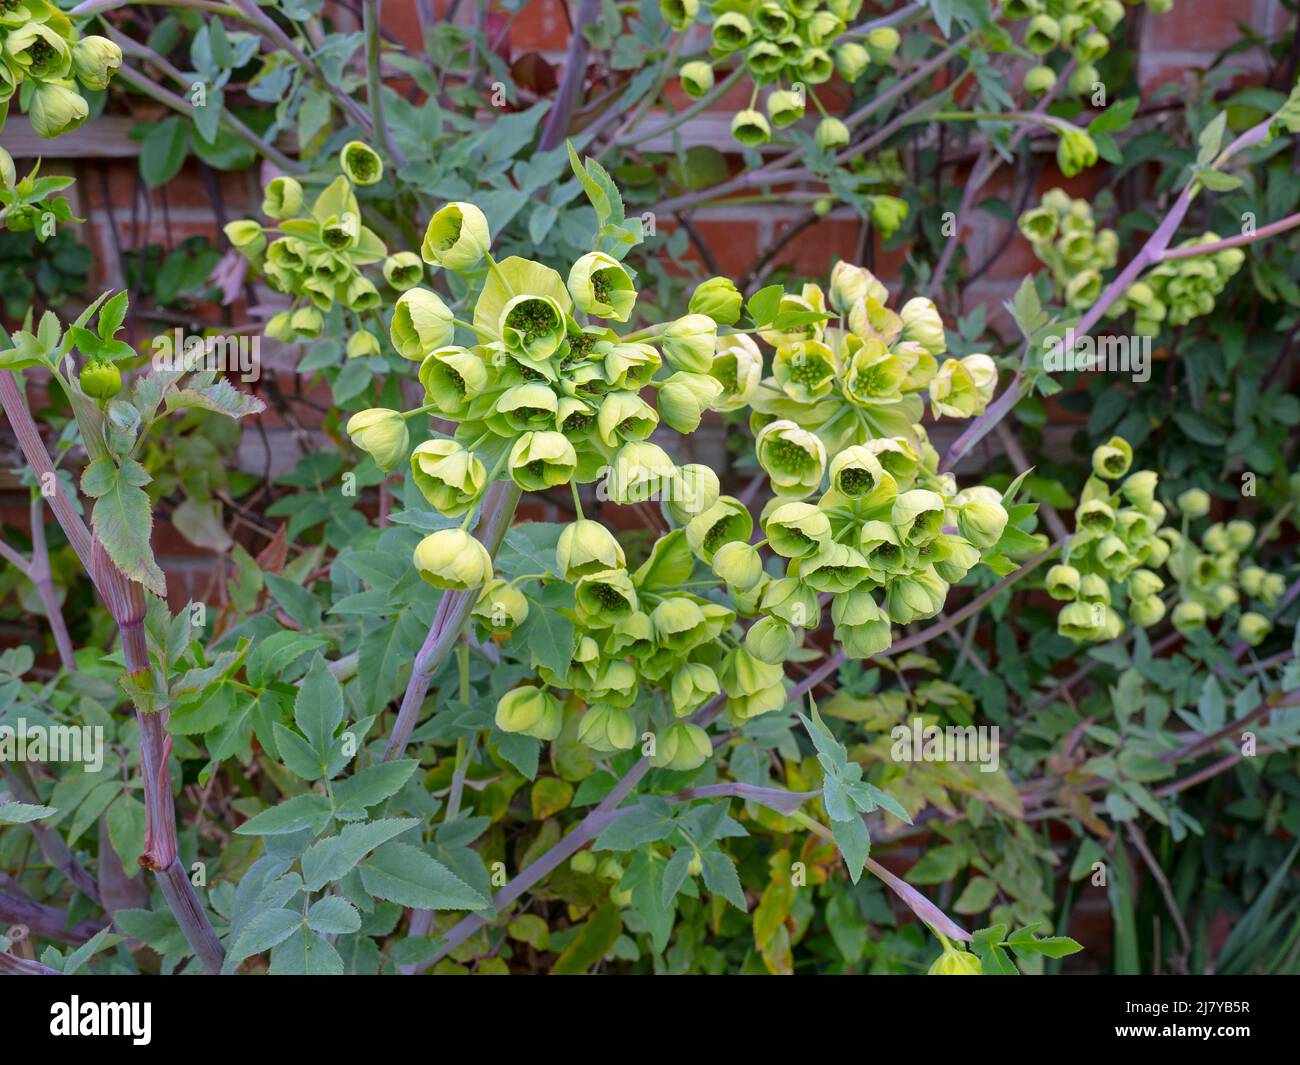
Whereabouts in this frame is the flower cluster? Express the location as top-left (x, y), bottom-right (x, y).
top-left (1106, 235), bottom-right (1245, 336)
top-left (1163, 489), bottom-right (1285, 645)
top-left (745, 262), bottom-right (996, 468)
top-left (224, 145), bottom-right (390, 349)
top-left (670, 0), bottom-right (899, 148)
top-left (489, 523), bottom-right (732, 772)
top-left (1048, 438), bottom-right (1173, 641)
top-left (1001, 0), bottom-right (1170, 100)
top-left (0, 2), bottom-right (121, 138)
top-left (1018, 188), bottom-right (1118, 311)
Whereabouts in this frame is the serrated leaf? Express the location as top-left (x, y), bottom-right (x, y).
top-left (358, 841), bottom-right (491, 910)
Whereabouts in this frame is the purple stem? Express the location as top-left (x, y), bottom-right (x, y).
top-left (383, 480), bottom-right (523, 761)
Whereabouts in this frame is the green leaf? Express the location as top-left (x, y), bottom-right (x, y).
top-left (300, 817), bottom-right (418, 891)
top-left (0, 800), bottom-right (57, 823)
top-left (294, 654), bottom-right (344, 756)
top-left (306, 896), bottom-right (362, 934)
top-left (81, 457), bottom-right (165, 596)
top-left (358, 841), bottom-right (491, 910)
top-left (551, 901), bottom-right (621, 974)
top-left (61, 929), bottom-right (122, 975)
top-left (830, 814), bottom-right (870, 884)
top-left (139, 116), bottom-right (190, 188)
top-left (746, 284), bottom-right (783, 328)
top-left (224, 908), bottom-right (302, 972)
top-left (235, 793), bottom-right (333, 836)
top-left (700, 848), bottom-right (747, 910)
top-left (269, 926), bottom-right (344, 975)
top-left (333, 759), bottom-right (419, 814)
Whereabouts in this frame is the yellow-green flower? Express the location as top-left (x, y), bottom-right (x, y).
top-left (709, 333), bottom-right (763, 410)
top-left (70, 35), bottom-right (121, 91)
top-left (766, 88), bottom-right (804, 128)
top-left (261, 176), bottom-right (303, 220)
top-left (731, 108), bottom-right (771, 147)
top-left (745, 615), bottom-right (799, 664)
top-left (885, 566), bottom-right (948, 623)
top-left (685, 496), bottom-right (754, 563)
top-left (712, 539), bottom-right (764, 591)
top-left (661, 314), bottom-right (718, 373)
top-left (815, 116), bottom-right (850, 151)
top-left (1238, 612), bottom-right (1271, 647)
top-left (898, 297), bottom-right (946, 356)
top-left (928, 946), bottom-right (982, 975)
top-left (557, 519), bottom-right (626, 580)
top-left (568, 251), bottom-right (636, 322)
top-left (864, 26), bottom-right (900, 63)
top-left (756, 419), bottom-right (827, 497)
top-left (391, 288), bottom-right (455, 360)
top-left (340, 141), bottom-right (383, 186)
top-left (666, 463), bottom-right (721, 524)
top-left (473, 578), bottom-right (529, 633)
top-left (1092, 437), bottom-right (1133, 480)
top-left (6, 23), bottom-right (71, 80)
top-left (671, 662), bottom-right (721, 716)
top-left (577, 703), bottom-right (636, 752)
top-left (27, 80), bottom-right (88, 139)
top-left (658, 371), bottom-right (722, 433)
top-left (414, 528), bottom-right (494, 590)
top-left (501, 294), bottom-right (567, 362)
top-left (834, 585), bottom-right (893, 658)
top-left (410, 439), bottom-right (486, 517)
top-left (345, 408), bottom-right (409, 471)
top-left (679, 60), bottom-right (714, 99)
top-left (575, 568), bottom-right (638, 625)
top-left (1046, 563), bottom-right (1081, 600)
top-left (606, 441), bottom-right (676, 504)
top-left (773, 339), bottom-right (837, 402)
top-left (764, 501), bottom-right (831, 559)
top-left (509, 431), bottom-right (577, 490)
top-left (712, 12), bottom-right (754, 53)
top-left (419, 345), bottom-right (487, 416)
top-left (1176, 487), bottom-right (1211, 518)
top-left (383, 251), bottom-right (424, 290)
top-left (689, 276), bottom-right (743, 326)
top-left (892, 489), bottom-right (946, 547)
top-left (596, 390), bottom-right (658, 447)
top-left (956, 491), bottom-right (1008, 549)
top-left (421, 201), bottom-right (490, 269)
top-left (650, 722), bottom-right (713, 771)
top-left (496, 686), bottom-right (562, 741)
